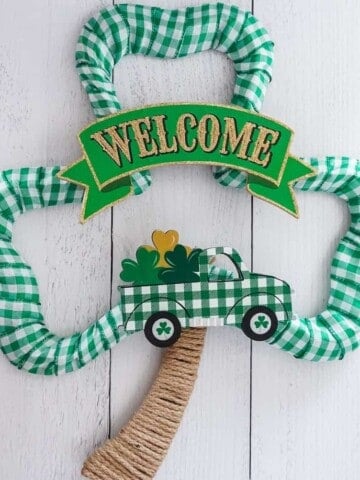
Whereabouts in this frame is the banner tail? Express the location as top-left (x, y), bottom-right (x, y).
top-left (246, 156), bottom-right (316, 217)
top-left (57, 159), bottom-right (133, 223)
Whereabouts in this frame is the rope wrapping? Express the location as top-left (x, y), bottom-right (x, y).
top-left (81, 328), bottom-right (206, 480)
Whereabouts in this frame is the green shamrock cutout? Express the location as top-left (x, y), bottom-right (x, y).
top-left (156, 321), bottom-right (172, 336)
top-left (159, 245), bottom-right (203, 284)
top-left (255, 315), bottom-right (269, 329)
top-left (120, 247), bottom-right (164, 285)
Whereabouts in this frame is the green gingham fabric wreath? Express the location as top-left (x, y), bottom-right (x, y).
top-left (75, 3), bottom-right (274, 194)
top-left (0, 5), bottom-right (359, 374)
top-left (0, 157), bottom-right (358, 375)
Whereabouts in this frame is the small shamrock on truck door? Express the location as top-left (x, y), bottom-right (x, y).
top-left (120, 231), bottom-right (293, 347)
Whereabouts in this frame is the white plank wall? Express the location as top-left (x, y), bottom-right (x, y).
top-left (0, 1), bottom-right (358, 479)
top-left (251, 2), bottom-right (360, 479)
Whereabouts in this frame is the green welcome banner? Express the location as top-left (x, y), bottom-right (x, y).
top-left (58, 103), bottom-right (315, 222)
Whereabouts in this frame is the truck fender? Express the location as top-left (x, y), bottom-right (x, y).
top-left (225, 293), bottom-right (289, 326)
top-left (125, 297), bottom-right (190, 332)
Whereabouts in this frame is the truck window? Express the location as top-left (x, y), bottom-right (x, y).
top-left (207, 254), bottom-right (244, 281)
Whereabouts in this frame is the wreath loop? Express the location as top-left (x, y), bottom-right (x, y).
top-left (76, 3), bottom-right (274, 194)
top-left (0, 158), bottom-right (358, 374)
top-left (0, 167), bottom-right (126, 374)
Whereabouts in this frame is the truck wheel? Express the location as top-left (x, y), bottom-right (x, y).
top-left (242, 306), bottom-right (278, 341)
top-left (144, 312), bottom-right (182, 347)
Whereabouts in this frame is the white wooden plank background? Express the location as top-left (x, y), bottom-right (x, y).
top-left (0, 1), bottom-right (358, 479)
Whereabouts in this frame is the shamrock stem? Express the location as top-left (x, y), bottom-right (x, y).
top-left (82, 328), bottom-right (207, 480)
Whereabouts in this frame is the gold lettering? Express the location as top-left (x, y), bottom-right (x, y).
top-left (131, 117), bottom-right (158, 158)
top-left (198, 114), bottom-right (220, 153)
top-left (176, 113), bottom-right (197, 152)
top-left (250, 127), bottom-right (280, 166)
top-left (152, 115), bottom-right (178, 154)
top-left (220, 118), bottom-right (256, 160)
top-left (91, 124), bottom-right (131, 166)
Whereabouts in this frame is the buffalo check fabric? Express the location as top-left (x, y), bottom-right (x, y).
top-left (0, 157), bottom-right (358, 374)
top-left (76, 3), bottom-right (273, 114)
top-left (76, 3), bottom-right (274, 194)
top-left (269, 157), bottom-right (360, 360)
top-left (0, 167), bottom-right (126, 375)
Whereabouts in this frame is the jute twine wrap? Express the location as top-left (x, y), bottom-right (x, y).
top-left (82, 328), bottom-right (206, 480)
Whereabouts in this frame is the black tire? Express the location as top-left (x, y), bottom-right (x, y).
top-left (242, 306), bottom-right (278, 341)
top-left (144, 311), bottom-right (182, 347)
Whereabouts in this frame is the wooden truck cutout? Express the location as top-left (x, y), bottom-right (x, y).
top-left (120, 247), bottom-right (293, 347)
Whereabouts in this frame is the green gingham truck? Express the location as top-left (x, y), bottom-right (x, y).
top-left (121, 247), bottom-right (292, 347)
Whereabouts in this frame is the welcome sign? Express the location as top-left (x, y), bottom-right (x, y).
top-left (58, 103), bottom-right (315, 222)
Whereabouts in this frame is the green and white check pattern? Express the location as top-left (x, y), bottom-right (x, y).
top-left (218, 157), bottom-right (360, 361)
top-left (121, 247), bottom-right (292, 331)
top-left (76, 3), bottom-right (273, 194)
top-left (0, 158), bottom-right (358, 373)
top-left (0, 167), bottom-right (126, 375)
top-left (268, 157), bottom-right (360, 360)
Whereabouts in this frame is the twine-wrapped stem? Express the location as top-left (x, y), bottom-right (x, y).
top-left (82, 328), bottom-right (207, 480)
